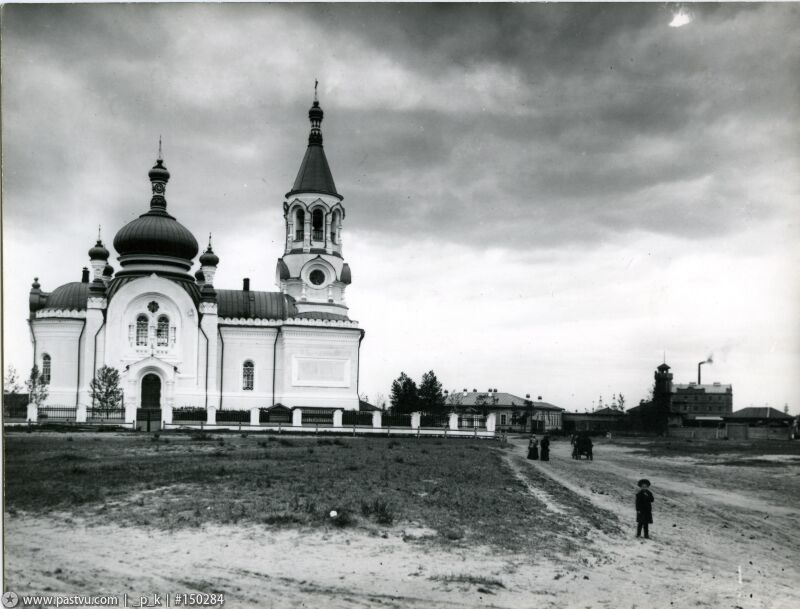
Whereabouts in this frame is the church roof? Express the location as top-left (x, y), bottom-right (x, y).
top-left (217, 289), bottom-right (298, 320)
top-left (285, 98), bottom-right (341, 199)
top-left (447, 391), bottom-right (564, 411)
top-left (43, 282), bottom-right (89, 311)
top-left (288, 145), bottom-right (339, 199)
top-left (726, 407), bottom-right (792, 420)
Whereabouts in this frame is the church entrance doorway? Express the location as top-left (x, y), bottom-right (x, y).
top-left (137, 373), bottom-right (162, 432)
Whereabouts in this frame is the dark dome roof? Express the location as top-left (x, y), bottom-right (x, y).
top-left (114, 210), bottom-right (199, 261)
top-left (45, 282), bottom-right (90, 311)
top-left (340, 263), bottom-right (352, 285)
top-left (217, 289), bottom-right (298, 320)
top-left (103, 263), bottom-right (114, 276)
top-left (195, 268), bottom-right (205, 282)
top-left (148, 158), bottom-right (170, 182)
top-left (88, 239), bottom-right (110, 261)
top-left (199, 246), bottom-right (219, 266)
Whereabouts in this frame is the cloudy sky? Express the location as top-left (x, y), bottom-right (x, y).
top-left (2, 3), bottom-right (798, 412)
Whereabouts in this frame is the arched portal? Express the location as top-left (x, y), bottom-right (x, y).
top-left (141, 373), bottom-right (162, 409)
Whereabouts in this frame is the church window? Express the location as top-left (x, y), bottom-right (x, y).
top-left (41, 354), bottom-right (51, 384)
top-left (312, 208), bottom-right (324, 241)
top-left (242, 361), bottom-right (254, 391)
top-left (156, 315), bottom-right (169, 346)
top-left (309, 269), bottom-right (325, 286)
top-left (136, 315), bottom-right (149, 346)
top-left (294, 209), bottom-right (305, 241)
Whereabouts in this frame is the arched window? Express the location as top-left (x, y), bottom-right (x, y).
top-left (136, 314), bottom-right (149, 346)
top-left (294, 209), bottom-right (305, 241)
top-left (312, 209), bottom-right (324, 241)
top-left (242, 360), bottom-right (254, 391)
top-left (156, 315), bottom-right (169, 346)
top-left (332, 210), bottom-right (340, 244)
top-left (41, 353), bottom-right (51, 384)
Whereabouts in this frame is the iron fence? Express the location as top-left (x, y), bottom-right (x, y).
top-left (87, 408), bottom-right (126, 421)
top-left (342, 410), bottom-right (374, 426)
top-left (459, 415), bottom-right (487, 430)
top-left (301, 409), bottom-right (335, 426)
top-left (173, 407), bottom-right (207, 423)
top-left (38, 406), bottom-right (77, 421)
top-left (383, 413), bottom-right (412, 427)
top-left (259, 407), bottom-right (292, 424)
top-left (420, 413), bottom-right (450, 428)
top-left (216, 409), bottom-right (251, 424)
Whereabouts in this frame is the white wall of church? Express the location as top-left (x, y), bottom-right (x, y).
top-left (275, 326), bottom-right (361, 410)
top-left (218, 326), bottom-right (278, 410)
top-left (31, 318), bottom-right (85, 406)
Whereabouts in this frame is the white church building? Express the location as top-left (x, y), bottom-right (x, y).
top-left (27, 96), bottom-right (364, 424)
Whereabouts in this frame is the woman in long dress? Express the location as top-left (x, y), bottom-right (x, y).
top-left (540, 434), bottom-right (550, 461)
top-left (527, 435), bottom-right (539, 460)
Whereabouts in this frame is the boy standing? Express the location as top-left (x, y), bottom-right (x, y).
top-left (635, 479), bottom-right (654, 539)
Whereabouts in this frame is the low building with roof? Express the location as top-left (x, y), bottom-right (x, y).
top-left (723, 407), bottom-right (794, 440)
top-left (26, 93), bottom-right (365, 423)
top-left (446, 389), bottom-right (564, 432)
top-left (562, 407), bottom-right (627, 434)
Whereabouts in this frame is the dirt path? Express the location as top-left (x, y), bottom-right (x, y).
top-left (4, 439), bottom-right (799, 609)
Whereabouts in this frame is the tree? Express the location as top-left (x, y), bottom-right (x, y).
top-left (617, 393), bottom-right (626, 412)
top-left (418, 370), bottom-right (446, 413)
top-left (4, 365), bottom-right (23, 395)
top-left (90, 366), bottom-right (124, 414)
top-left (784, 404), bottom-right (790, 415)
top-left (389, 372), bottom-right (419, 414)
top-left (26, 364), bottom-right (49, 408)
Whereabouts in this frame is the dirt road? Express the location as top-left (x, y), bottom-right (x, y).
top-left (5, 439), bottom-right (799, 609)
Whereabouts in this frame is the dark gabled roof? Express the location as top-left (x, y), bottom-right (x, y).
top-left (359, 400), bottom-right (381, 412)
top-left (43, 282), bottom-right (89, 311)
top-left (293, 311), bottom-right (350, 321)
top-left (726, 407), bottom-right (793, 420)
top-left (594, 407), bottom-right (626, 416)
top-left (287, 144), bottom-right (340, 199)
top-left (217, 289), bottom-right (298, 320)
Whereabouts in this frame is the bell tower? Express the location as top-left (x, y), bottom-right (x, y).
top-left (276, 87), bottom-right (352, 318)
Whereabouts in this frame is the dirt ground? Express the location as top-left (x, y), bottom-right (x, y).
top-left (4, 436), bottom-right (799, 609)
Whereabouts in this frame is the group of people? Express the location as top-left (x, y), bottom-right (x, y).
top-left (526, 434), bottom-right (550, 461)
top-left (521, 433), bottom-right (657, 540)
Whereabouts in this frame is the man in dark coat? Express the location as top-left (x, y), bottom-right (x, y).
top-left (635, 479), bottom-right (654, 538)
top-left (540, 435), bottom-right (550, 461)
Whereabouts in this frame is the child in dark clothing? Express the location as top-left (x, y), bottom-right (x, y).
top-left (635, 479), bottom-right (654, 538)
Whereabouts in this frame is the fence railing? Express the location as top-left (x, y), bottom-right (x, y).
top-left (38, 406), bottom-right (77, 421)
top-left (216, 409), bottom-right (250, 424)
top-left (342, 410), bottom-right (374, 426)
top-left (459, 415), bottom-right (487, 430)
top-left (301, 409), bottom-right (335, 426)
top-left (260, 408), bottom-right (292, 424)
top-left (173, 407), bottom-right (207, 423)
top-left (420, 413), bottom-right (450, 428)
top-left (87, 408), bottom-right (126, 421)
top-left (383, 413), bottom-right (412, 428)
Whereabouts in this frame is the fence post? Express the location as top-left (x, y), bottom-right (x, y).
top-left (162, 404), bottom-right (173, 425)
top-left (27, 402), bottom-right (38, 423)
top-left (333, 409), bottom-right (343, 428)
top-left (292, 408), bottom-right (302, 427)
top-left (207, 406), bottom-right (217, 426)
top-left (486, 412), bottom-right (496, 433)
top-left (449, 412), bottom-right (459, 431)
top-left (76, 404), bottom-right (87, 423)
top-left (411, 412), bottom-right (421, 430)
top-left (250, 407), bottom-right (259, 427)
top-left (372, 410), bottom-right (382, 428)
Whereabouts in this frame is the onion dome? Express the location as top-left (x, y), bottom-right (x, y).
top-left (31, 277), bottom-right (41, 291)
top-left (88, 238), bottom-right (110, 261)
top-left (103, 263), bottom-right (114, 277)
top-left (199, 236), bottom-right (219, 266)
top-left (113, 150), bottom-right (199, 275)
top-left (200, 282), bottom-right (217, 303)
top-left (340, 263), bottom-right (352, 285)
top-left (195, 268), bottom-right (205, 284)
top-left (29, 277), bottom-right (47, 314)
top-left (286, 85), bottom-right (341, 200)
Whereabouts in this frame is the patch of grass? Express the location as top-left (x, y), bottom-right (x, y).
top-left (360, 497), bottom-right (395, 525)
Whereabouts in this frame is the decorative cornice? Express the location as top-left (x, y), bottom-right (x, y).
top-left (218, 317), bottom-right (360, 329)
top-left (199, 302), bottom-right (218, 314)
top-left (35, 309), bottom-right (87, 319)
top-left (87, 297), bottom-right (108, 310)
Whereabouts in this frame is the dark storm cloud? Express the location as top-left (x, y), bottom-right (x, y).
top-left (2, 2), bottom-right (799, 255)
